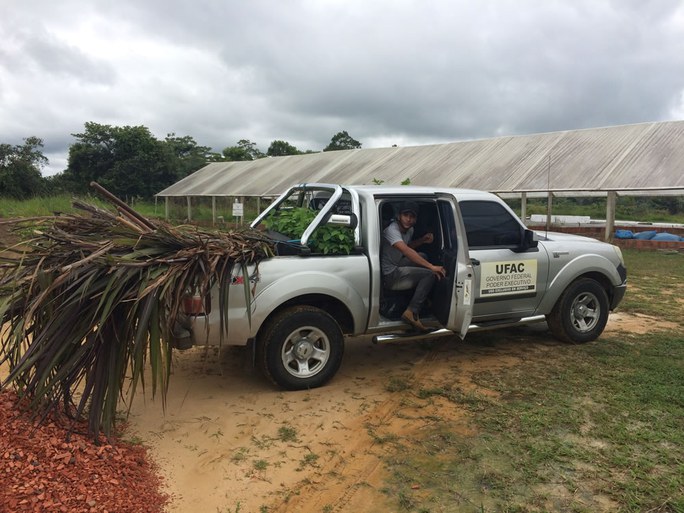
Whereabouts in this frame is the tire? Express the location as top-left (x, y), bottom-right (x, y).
top-left (547, 278), bottom-right (609, 344)
top-left (258, 306), bottom-right (344, 390)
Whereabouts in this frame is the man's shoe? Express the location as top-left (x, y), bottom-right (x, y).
top-left (402, 309), bottom-right (429, 332)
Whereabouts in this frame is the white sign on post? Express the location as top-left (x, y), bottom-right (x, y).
top-left (232, 199), bottom-right (244, 219)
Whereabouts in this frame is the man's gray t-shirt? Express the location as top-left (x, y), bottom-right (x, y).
top-left (381, 221), bottom-right (413, 275)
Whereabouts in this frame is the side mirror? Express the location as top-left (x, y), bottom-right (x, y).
top-left (523, 229), bottom-right (538, 249)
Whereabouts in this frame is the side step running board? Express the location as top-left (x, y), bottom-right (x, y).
top-left (373, 328), bottom-right (453, 344)
top-left (371, 315), bottom-right (547, 344)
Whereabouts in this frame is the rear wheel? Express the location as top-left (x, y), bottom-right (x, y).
top-left (258, 306), bottom-right (344, 390)
top-left (547, 278), bottom-right (609, 344)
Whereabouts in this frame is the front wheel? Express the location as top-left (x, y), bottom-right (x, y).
top-left (258, 306), bottom-right (344, 390)
top-left (547, 278), bottom-right (609, 344)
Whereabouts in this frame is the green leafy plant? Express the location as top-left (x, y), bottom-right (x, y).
top-left (262, 207), bottom-right (316, 240)
top-left (263, 207), bottom-right (354, 255)
top-left (297, 452), bottom-right (320, 470)
top-left (370, 177), bottom-right (411, 186)
top-left (314, 223), bottom-right (355, 255)
top-left (277, 424), bottom-right (299, 442)
top-left (253, 459), bottom-right (269, 471)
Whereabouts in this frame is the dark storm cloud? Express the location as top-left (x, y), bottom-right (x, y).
top-left (0, 0), bottom-right (682, 175)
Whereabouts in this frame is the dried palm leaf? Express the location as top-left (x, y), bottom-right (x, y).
top-left (0, 187), bottom-right (274, 438)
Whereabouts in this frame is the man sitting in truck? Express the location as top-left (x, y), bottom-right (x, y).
top-left (381, 201), bottom-right (446, 331)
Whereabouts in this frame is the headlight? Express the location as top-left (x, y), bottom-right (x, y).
top-left (612, 245), bottom-right (625, 266)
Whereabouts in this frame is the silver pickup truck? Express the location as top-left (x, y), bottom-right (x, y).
top-left (181, 183), bottom-right (627, 390)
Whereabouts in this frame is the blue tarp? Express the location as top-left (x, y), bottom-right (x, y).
top-left (633, 230), bottom-right (658, 240)
top-left (614, 229), bottom-right (634, 239)
top-left (652, 232), bottom-right (681, 241)
top-left (615, 229), bottom-right (683, 241)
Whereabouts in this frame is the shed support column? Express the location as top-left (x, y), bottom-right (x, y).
top-left (165, 197), bottom-right (169, 221)
top-left (212, 196), bottom-right (216, 226)
top-left (187, 197), bottom-right (192, 222)
top-left (257, 197), bottom-right (261, 215)
top-left (605, 191), bottom-right (617, 242)
top-left (520, 192), bottom-right (527, 222)
top-left (546, 192), bottom-right (553, 233)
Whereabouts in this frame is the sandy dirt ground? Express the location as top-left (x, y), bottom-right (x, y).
top-left (125, 312), bottom-right (674, 513)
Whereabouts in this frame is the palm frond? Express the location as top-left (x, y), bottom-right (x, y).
top-left (0, 188), bottom-right (274, 438)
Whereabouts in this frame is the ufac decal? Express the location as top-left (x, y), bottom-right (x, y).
top-left (480, 259), bottom-right (537, 297)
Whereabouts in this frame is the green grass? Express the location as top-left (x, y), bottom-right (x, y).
top-left (0, 194), bottom-right (268, 225)
top-left (253, 459), bottom-right (269, 471)
top-left (0, 194), bottom-right (106, 218)
top-left (277, 425), bottom-right (299, 442)
top-left (381, 250), bottom-right (684, 512)
top-left (619, 249), bottom-right (684, 322)
top-left (0, 194), bottom-right (167, 222)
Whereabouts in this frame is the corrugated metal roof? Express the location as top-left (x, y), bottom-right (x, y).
top-left (157, 121), bottom-right (684, 197)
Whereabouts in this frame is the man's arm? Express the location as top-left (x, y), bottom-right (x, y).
top-left (408, 232), bottom-right (434, 249)
top-left (392, 240), bottom-right (446, 279)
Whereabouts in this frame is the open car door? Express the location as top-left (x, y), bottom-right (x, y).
top-left (430, 194), bottom-right (474, 338)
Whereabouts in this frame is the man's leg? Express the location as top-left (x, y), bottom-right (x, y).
top-left (389, 266), bottom-right (435, 331)
top-left (394, 255), bottom-right (435, 313)
top-left (407, 270), bottom-right (436, 315)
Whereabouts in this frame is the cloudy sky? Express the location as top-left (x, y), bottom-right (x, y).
top-left (2, 0), bottom-right (684, 175)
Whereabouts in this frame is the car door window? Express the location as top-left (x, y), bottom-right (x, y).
top-left (459, 200), bottom-right (522, 249)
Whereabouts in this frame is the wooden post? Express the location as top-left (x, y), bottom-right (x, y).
top-left (165, 197), bottom-right (169, 221)
top-left (605, 191), bottom-right (617, 242)
top-left (520, 192), bottom-right (527, 222)
top-left (89, 181), bottom-right (155, 231)
top-left (257, 196), bottom-right (261, 215)
top-left (212, 196), bottom-right (216, 226)
top-left (186, 197), bottom-right (192, 222)
top-left (546, 191), bottom-right (553, 233)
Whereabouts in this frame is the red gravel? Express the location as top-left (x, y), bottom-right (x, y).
top-left (0, 389), bottom-right (168, 513)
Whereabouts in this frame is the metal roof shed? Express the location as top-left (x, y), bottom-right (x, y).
top-left (157, 120), bottom-right (684, 236)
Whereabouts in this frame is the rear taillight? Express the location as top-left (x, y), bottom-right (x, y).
top-left (182, 294), bottom-right (211, 315)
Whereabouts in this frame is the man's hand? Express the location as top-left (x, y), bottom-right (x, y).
top-left (420, 232), bottom-right (434, 245)
top-left (430, 264), bottom-right (446, 280)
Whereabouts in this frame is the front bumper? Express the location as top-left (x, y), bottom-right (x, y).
top-left (610, 282), bottom-right (627, 310)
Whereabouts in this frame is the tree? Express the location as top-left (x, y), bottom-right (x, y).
top-left (164, 133), bottom-right (212, 178)
top-left (267, 140), bottom-right (300, 157)
top-left (62, 122), bottom-right (179, 200)
top-left (0, 136), bottom-right (47, 199)
top-left (323, 131), bottom-right (362, 152)
top-left (222, 139), bottom-right (264, 161)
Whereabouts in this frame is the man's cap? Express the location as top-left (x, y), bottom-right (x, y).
top-left (399, 201), bottom-right (419, 216)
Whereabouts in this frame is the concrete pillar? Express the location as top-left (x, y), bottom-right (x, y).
top-left (520, 192), bottom-right (527, 222)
